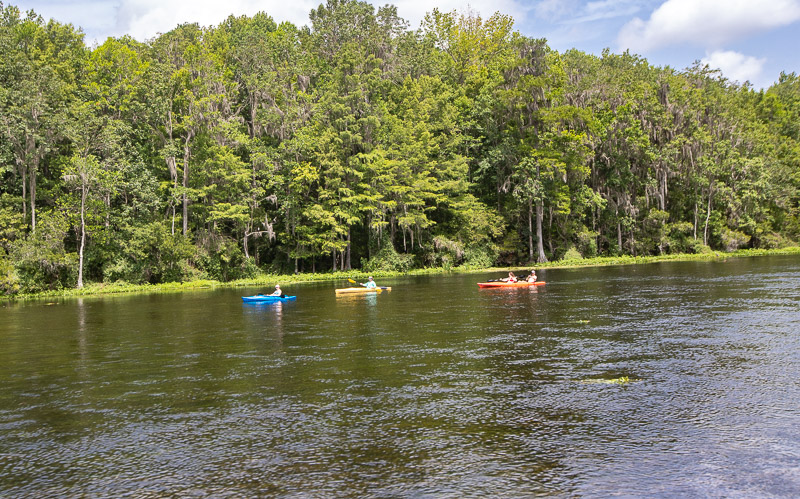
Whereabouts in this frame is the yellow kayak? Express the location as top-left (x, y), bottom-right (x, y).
top-left (334, 286), bottom-right (391, 295)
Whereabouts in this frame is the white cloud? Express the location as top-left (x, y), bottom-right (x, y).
top-left (532, 0), bottom-right (581, 21)
top-left (532, 0), bottom-right (642, 24)
top-left (389, 0), bottom-right (530, 29)
top-left (114, 0), bottom-right (319, 41)
top-left (21, 0), bottom-right (531, 43)
top-left (568, 0), bottom-right (641, 24)
top-left (701, 50), bottom-right (766, 85)
top-left (617, 0), bottom-right (800, 51)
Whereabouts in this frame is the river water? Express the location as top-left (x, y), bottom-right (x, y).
top-left (1, 256), bottom-right (799, 497)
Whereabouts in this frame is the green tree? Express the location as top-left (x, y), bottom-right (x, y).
top-left (62, 154), bottom-right (117, 287)
top-left (0, 5), bottom-right (85, 232)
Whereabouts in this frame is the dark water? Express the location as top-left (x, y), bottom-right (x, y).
top-left (1, 256), bottom-right (799, 497)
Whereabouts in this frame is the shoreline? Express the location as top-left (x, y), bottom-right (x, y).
top-left (3, 247), bottom-right (799, 303)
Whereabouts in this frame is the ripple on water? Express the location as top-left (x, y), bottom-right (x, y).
top-left (2, 257), bottom-right (800, 496)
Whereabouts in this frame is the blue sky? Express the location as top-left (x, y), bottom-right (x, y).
top-left (8, 0), bottom-right (800, 89)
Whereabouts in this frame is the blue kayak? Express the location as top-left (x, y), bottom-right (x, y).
top-left (242, 294), bottom-right (296, 302)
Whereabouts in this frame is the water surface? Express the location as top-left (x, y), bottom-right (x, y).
top-left (1, 256), bottom-right (799, 497)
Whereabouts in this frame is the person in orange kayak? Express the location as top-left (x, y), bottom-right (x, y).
top-left (501, 272), bottom-right (517, 283)
top-left (525, 270), bottom-right (537, 282)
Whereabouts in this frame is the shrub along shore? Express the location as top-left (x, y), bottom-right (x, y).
top-left (4, 247), bottom-right (798, 303)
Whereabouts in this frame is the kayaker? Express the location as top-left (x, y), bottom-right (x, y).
top-left (269, 284), bottom-right (284, 297)
top-left (501, 272), bottom-right (517, 283)
top-left (525, 270), bottom-right (537, 283)
top-left (361, 276), bottom-right (377, 289)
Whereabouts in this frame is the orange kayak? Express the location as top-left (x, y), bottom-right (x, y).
top-left (477, 281), bottom-right (546, 288)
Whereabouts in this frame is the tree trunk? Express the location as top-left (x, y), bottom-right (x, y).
top-left (182, 132), bottom-right (193, 236)
top-left (536, 200), bottom-right (547, 263)
top-left (77, 183), bottom-right (87, 289)
top-left (368, 215), bottom-right (373, 259)
top-left (105, 193), bottom-right (111, 228)
top-left (390, 215), bottom-right (396, 248)
top-left (703, 186), bottom-right (713, 246)
top-left (528, 198), bottom-right (534, 262)
top-left (345, 228), bottom-right (352, 270)
top-left (29, 161), bottom-right (37, 233)
top-left (20, 165), bottom-right (27, 225)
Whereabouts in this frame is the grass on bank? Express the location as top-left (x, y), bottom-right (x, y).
top-left (4, 246), bottom-right (799, 302)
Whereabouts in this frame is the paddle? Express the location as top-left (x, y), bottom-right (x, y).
top-left (348, 277), bottom-right (387, 290)
top-left (348, 278), bottom-right (366, 287)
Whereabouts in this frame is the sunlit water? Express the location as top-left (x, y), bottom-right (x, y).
top-left (1, 256), bottom-right (799, 497)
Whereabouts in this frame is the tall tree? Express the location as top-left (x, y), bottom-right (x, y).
top-left (0, 5), bottom-right (85, 232)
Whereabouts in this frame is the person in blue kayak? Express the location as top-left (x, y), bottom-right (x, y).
top-left (269, 284), bottom-right (284, 297)
top-left (361, 276), bottom-right (377, 289)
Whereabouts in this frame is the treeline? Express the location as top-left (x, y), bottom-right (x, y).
top-left (1, 0), bottom-right (798, 294)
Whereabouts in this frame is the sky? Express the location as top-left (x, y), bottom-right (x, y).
top-left (7, 0), bottom-right (800, 89)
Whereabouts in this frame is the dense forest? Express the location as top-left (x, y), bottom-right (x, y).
top-left (1, 0), bottom-right (798, 294)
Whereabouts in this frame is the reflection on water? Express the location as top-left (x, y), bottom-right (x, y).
top-left (1, 256), bottom-right (799, 496)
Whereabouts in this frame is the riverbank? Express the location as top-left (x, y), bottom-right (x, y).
top-left (3, 247), bottom-right (799, 302)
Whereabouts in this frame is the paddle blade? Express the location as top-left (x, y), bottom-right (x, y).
top-left (348, 278), bottom-right (357, 284)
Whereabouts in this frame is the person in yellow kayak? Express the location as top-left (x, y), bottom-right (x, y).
top-left (360, 276), bottom-right (377, 289)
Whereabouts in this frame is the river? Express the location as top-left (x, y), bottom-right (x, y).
top-left (1, 255), bottom-right (799, 497)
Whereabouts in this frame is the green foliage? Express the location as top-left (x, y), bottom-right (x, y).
top-left (361, 244), bottom-right (414, 273)
top-left (562, 247), bottom-right (583, 261)
top-left (690, 240), bottom-right (714, 254)
top-left (0, 256), bottom-right (20, 295)
top-left (575, 228), bottom-right (598, 258)
top-left (719, 228), bottom-right (752, 251)
top-left (0, 194), bottom-right (24, 254)
top-left (425, 236), bottom-right (464, 269)
top-left (461, 245), bottom-right (497, 269)
top-left (195, 231), bottom-right (257, 281)
top-left (103, 222), bottom-right (195, 284)
top-left (10, 212), bottom-right (76, 292)
top-left (756, 231), bottom-right (793, 249)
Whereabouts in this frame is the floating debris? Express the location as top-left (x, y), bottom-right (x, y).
top-left (580, 376), bottom-right (631, 385)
